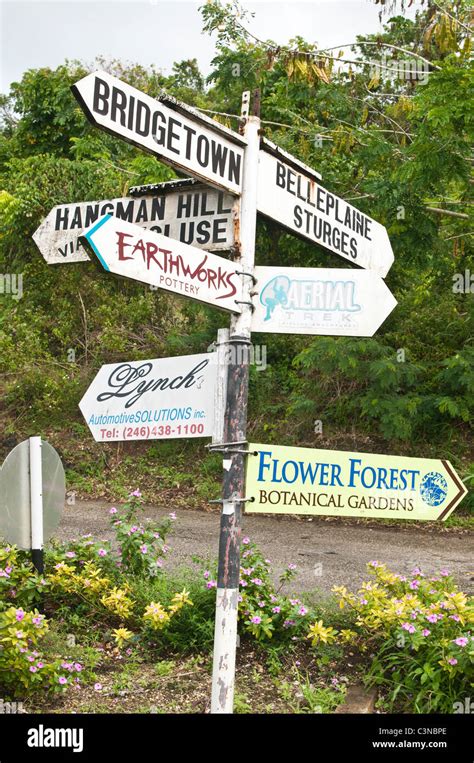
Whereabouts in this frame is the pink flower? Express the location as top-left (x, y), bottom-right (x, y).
top-left (32, 616), bottom-right (43, 626)
top-left (290, 599), bottom-right (300, 606)
top-left (454, 637), bottom-right (468, 647)
top-left (98, 549), bottom-right (107, 557)
top-left (109, 507), bottom-right (118, 515)
top-left (409, 580), bottom-right (419, 590)
top-left (299, 606), bottom-right (308, 616)
top-left (422, 629), bottom-right (431, 637)
top-left (203, 571), bottom-right (210, 579)
top-left (272, 606), bottom-right (281, 614)
top-left (251, 578), bottom-right (263, 586)
top-left (61, 662), bottom-right (72, 670)
top-left (169, 512), bottom-right (176, 520)
top-left (94, 682), bottom-right (102, 691)
top-left (140, 545), bottom-right (148, 554)
top-left (251, 616), bottom-right (261, 625)
top-left (242, 537), bottom-right (250, 545)
top-left (65, 551), bottom-right (76, 558)
top-left (15, 630), bottom-right (24, 639)
top-left (427, 614), bottom-right (439, 623)
top-left (58, 677), bottom-right (67, 685)
top-left (130, 489), bottom-right (142, 497)
top-left (440, 569), bottom-right (450, 577)
top-left (288, 563), bottom-right (297, 570)
top-left (15, 609), bottom-right (25, 622)
top-left (30, 666), bottom-right (37, 673)
top-left (155, 560), bottom-right (162, 568)
top-left (450, 615), bottom-right (461, 622)
top-left (239, 580), bottom-right (248, 587)
top-left (402, 623), bottom-right (416, 633)
top-left (27, 655), bottom-right (35, 662)
top-left (448, 658), bottom-right (458, 666)
top-left (74, 663), bottom-right (82, 671)
top-left (37, 662), bottom-right (44, 669)
top-left (206, 580), bottom-right (217, 589)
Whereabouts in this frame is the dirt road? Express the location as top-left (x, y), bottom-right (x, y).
top-left (55, 500), bottom-right (473, 596)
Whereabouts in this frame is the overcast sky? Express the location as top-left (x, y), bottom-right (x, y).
top-left (0, 0), bottom-right (420, 94)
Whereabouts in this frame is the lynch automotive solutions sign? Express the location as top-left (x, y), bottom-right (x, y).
top-left (251, 266), bottom-right (396, 336)
top-left (33, 185), bottom-right (235, 264)
top-left (80, 214), bottom-right (242, 313)
top-left (246, 444), bottom-right (467, 521)
top-left (72, 71), bottom-right (245, 194)
top-left (257, 151), bottom-right (394, 277)
top-left (79, 353), bottom-right (217, 442)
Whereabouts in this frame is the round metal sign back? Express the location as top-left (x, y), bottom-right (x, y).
top-left (0, 440), bottom-right (65, 549)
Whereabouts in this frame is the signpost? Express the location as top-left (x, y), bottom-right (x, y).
top-left (0, 438), bottom-right (65, 571)
top-left (79, 352), bottom-right (218, 442)
top-left (80, 214), bottom-right (243, 313)
top-left (257, 149), bottom-right (394, 277)
top-left (245, 443), bottom-right (467, 521)
top-left (33, 180), bottom-right (236, 264)
top-left (66, 77), bottom-right (469, 715)
top-left (251, 266), bottom-right (397, 336)
top-left (71, 71), bottom-right (246, 195)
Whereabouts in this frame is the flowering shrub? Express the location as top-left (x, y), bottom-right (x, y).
top-left (309, 562), bottom-right (474, 713)
top-left (143, 590), bottom-right (193, 631)
top-left (109, 491), bottom-right (172, 577)
top-left (0, 546), bottom-right (47, 612)
top-left (0, 606), bottom-right (79, 696)
top-left (204, 538), bottom-right (310, 642)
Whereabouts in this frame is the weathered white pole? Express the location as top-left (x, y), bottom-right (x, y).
top-left (210, 92), bottom-right (260, 713)
top-left (29, 436), bottom-right (44, 573)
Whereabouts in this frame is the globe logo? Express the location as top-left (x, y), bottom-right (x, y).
top-left (420, 472), bottom-right (448, 507)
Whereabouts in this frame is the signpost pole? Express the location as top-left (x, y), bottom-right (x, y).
top-left (210, 92), bottom-right (260, 714)
top-left (29, 436), bottom-right (44, 575)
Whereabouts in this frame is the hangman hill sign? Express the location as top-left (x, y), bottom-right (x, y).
top-left (251, 266), bottom-right (397, 336)
top-left (80, 214), bottom-right (242, 313)
top-left (257, 150), bottom-right (394, 277)
top-left (72, 71), bottom-right (245, 195)
top-left (33, 182), bottom-right (235, 264)
top-left (245, 443), bottom-right (467, 521)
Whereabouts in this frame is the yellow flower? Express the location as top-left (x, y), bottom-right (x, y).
top-left (112, 627), bottom-right (134, 647)
top-left (170, 589), bottom-right (193, 610)
top-left (307, 620), bottom-right (338, 646)
top-left (339, 629), bottom-right (357, 643)
top-left (143, 602), bottom-right (171, 630)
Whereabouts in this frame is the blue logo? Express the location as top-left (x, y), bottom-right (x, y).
top-left (420, 472), bottom-right (448, 506)
top-left (259, 276), bottom-right (360, 321)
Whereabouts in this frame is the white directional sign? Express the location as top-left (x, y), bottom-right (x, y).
top-left (251, 266), bottom-right (397, 336)
top-left (257, 150), bottom-right (394, 277)
top-left (33, 183), bottom-right (236, 264)
top-left (246, 443), bottom-right (468, 521)
top-left (79, 353), bottom-right (217, 442)
top-left (80, 214), bottom-right (242, 313)
top-left (72, 71), bottom-right (245, 194)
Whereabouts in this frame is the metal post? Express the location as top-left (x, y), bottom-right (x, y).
top-left (210, 93), bottom-right (260, 713)
top-left (29, 436), bottom-right (44, 574)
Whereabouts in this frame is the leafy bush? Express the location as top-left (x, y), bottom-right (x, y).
top-left (309, 562), bottom-right (474, 713)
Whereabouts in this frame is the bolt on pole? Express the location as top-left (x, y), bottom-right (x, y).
top-left (210, 92), bottom-right (260, 714)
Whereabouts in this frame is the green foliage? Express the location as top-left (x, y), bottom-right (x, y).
top-left (327, 562), bottom-right (474, 713)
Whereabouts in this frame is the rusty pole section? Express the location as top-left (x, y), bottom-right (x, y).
top-left (210, 92), bottom-right (260, 713)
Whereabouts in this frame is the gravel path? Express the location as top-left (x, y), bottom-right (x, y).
top-left (54, 500), bottom-right (473, 595)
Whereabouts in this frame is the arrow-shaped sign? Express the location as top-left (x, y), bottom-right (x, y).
top-left (80, 214), bottom-right (242, 313)
top-left (246, 443), bottom-right (468, 521)
top-left (79, 352), bottom-right (218, 442)
top-left (72, 71), bottom-right (245, 195)
top-left (257, 150), bottom-right (394, 277)
top-left (251, 266), bottom-right (397, 336)
top-left (33, 181), bottom-right (236, 264)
